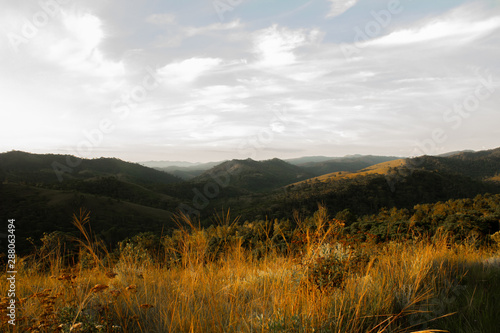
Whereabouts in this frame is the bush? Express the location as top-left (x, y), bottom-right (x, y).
top-left (303, 243), bottom-right (370, 290)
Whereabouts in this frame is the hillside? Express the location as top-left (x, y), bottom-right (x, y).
top-left (2, 148), bottom-right (500, 249)
top-left (241, 169), bottom-right (500, 222)
top-left (410, 147), bottom-right (500, 180)
top-left (297, 155), bottom-right (400, 177)
top-left (0, 150), bottom-right (182, 185)
top-left (192, 158), bottom-right (312, 192)
top-left (0, 183), bottom-right (176, 254)
top-left (293, 159), bottom-right (408, 185)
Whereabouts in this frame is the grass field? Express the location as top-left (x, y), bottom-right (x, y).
top-left (1, 209), bottom-right (499, 333)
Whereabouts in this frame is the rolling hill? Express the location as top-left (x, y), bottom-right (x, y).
top-left (192, 158), bottom-right (312, 192)
top-left (409, 147), bottom-right (500, 180)
top-left (293, 158), bottom-right (408, 184)
top-left (0, 150), bottom-right (182, 185)
top-left (0, 182), bottom-right (176, 254)
top-left (2, 148), bottom-right (500, 249)
top-left (294, 155), bottom-right (401, 176)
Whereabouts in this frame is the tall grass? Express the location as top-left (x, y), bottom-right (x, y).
top-left (1, 209), bottom-right (499, 332)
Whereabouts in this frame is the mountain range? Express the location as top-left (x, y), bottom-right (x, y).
top-left (1, 148), bottom-right (500, 253)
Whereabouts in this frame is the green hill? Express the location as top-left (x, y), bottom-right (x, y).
top-left (0, 183), bottom-right (176, 254)
top-left (297, 155), bottom-right (400, 176)
top-left (192, 158), bottom-right (312, 192)
top-left (409, 147), bottom-right (500, 180)
top-left (0, 150), bottom-right (182, 185)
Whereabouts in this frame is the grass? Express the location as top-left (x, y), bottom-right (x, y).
top-left (1, 210), bottom-right (499, 332)
top-left (292, 159), bottom-right (408, 185)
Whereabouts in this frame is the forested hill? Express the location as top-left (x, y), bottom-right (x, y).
top-left (0, 150), bottom-right (182, 185)
top-left (192, 158), bottom-right (312, 192)
top-left (2, 148), bottom-right (500, 254)
top-left (409, 147), bottom-right (500, 180)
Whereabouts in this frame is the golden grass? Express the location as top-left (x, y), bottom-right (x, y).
top-left (293, 159), bottom-right (408, 185)
top-left (1, 212), bottom-right (499, 332)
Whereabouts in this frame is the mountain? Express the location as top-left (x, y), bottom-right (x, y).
top-left (141, 160), bottom-right (224, 169)
top-left (437, 149), bottom-right (475, 157)
top-left (141, 160), bottom-right (202, 168)
top-left (409, 148), bottom-right (500, 181)
top-left (156, 161), bottom-right (225, 180)
top-left (292, 159), bottom-right (408, 185)
top-left (297, 155), bottom-right (401, 177)
top-left (231, 149), bottom-right (500, 221)
top-left (0, 150), bottom-right (182, 185)
top-left (290, 148), bottom-right (500, 186)
top-left (3, 148), bottom-right (500, 250)
top-left (192, 158), bottom-right (312, 192)
top-left (285, 156), bottom-right (336, 165)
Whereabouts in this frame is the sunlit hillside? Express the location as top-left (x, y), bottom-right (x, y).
top-left (293, 159), bottom-right (408, 184)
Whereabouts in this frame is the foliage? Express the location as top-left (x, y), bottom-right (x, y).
top-left (3, 207), bottom-right (500, 333)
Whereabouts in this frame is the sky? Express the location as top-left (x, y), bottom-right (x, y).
top-left (1, 0), bottom-right (499, 163)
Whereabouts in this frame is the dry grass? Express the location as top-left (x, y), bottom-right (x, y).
top-left (292, 159), bottom-right (408, 185)
top-left (1, 211), bottom-right (499, 333)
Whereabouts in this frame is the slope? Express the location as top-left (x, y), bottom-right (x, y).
top-left (0, 183), bottom-right (176, 254)
top-left (0, 150), bottom-right (182, 185)
top-left (192, 158), bottom-right (312, 192)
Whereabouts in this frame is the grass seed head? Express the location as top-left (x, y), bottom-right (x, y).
top-left (90, 284), bottom-right (109, 293)
top-left (125, 284), bottom-right (137, 292)
top-left (70, 322), bottom-right (83, 332)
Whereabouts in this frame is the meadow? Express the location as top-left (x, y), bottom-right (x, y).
top-left (1, 208), bottom-right (499, 333)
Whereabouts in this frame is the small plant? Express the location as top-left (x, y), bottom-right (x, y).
top-left (304, 245), bottom-right (370, 290)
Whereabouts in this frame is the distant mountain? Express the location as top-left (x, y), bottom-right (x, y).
top-left (0, 150), bottom-right (182, 185)
top-left (437, 149), bottom-right (475, 157)
top-left (156, 161), bottom-right (225, 180)
top-left (285, 156), bottom-right (336, 165)
top-left (141, 160), bottom-right (223, 169)
top-left (140, 155), bottom-right (401, 180)
top-left (192, 158), bottom-right (312, 192)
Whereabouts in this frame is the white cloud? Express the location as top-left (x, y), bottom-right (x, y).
top-left (369, 15), bottom-right (500, 46)
top-left (253, 25), bottom-right (322, 67)
top-left (327, 0), bottom-right (359, 18)
top-left (45, 11), bottom-right (124, 77)
top-left (157, 57), bottom-right (222, 83)
top-left (2, 1), bottom-right (500, 161)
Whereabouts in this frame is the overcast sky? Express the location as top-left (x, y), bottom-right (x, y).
top-left (1, 0), bottom-right (499, 162)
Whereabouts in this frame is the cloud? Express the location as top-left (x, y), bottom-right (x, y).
top-left (2, 1), bottom-right (500, 161)
top-left (253, 25), bottom-right (322, 67)
top-left (149, 19), bottom-right (243, 48)
top-left (157, 57), bottom-right (222, 84)
top-left (327, 0), bottom-right (359, 18)
top-left (368, 15), bottom-right (500, 47)
top-left (146, 13), bottom-right (176, 25)
top-left (46, 11), bottom-right (124, 77)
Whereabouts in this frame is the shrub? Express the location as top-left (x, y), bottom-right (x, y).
top-left (303, 242), bottom-right (370, 290)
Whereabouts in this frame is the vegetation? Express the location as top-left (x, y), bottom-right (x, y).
top-left (1, 148), bottom-right (500, 331)
top-left (1, 206), bottom-right (499, 332)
